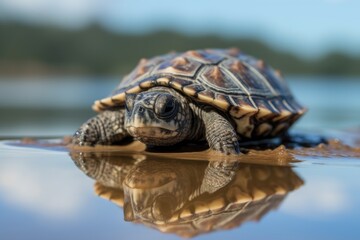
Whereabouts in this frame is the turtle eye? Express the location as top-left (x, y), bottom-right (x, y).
top-left (125, 94), bottom-right (136, 112)
top-left (163, 100), bottom-right (175, 114)
top-left (155, 94), bottom-right (178, 118)
top-left (151, 193), bottom-right (176, 221)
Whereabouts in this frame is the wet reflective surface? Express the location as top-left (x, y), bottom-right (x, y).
top-left (1, 131), bottom-right (360, 239)
top-left (71, 152), bottom-right (303, 238)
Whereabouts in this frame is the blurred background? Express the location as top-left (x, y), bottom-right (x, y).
top-left (0, 0), bottom-right (359, 137)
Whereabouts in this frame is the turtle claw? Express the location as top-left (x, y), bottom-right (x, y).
top-left (212, 136), bottom-right (241, 155)
top-left (72, 110), bottom-right (129, 146)
top-left (72, 128), bottom-right (98, 146)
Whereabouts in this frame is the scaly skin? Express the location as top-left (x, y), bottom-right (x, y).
top-left (72, 110), bottom-right (129, 146)
top-left (201, 107), bottom-right (240, 155)
top-left (200, 161), bottom-right (239, 194)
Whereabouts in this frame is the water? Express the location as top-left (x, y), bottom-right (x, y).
top-left (0, 134), bottom-right (359, 240)
top-left (0, 76), bottom-right (360, 239)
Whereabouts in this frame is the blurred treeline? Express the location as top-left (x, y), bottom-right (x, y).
top-left (1, 22), bottom-right (360, 77)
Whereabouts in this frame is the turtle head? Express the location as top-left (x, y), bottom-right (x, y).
top-left (124, 87), bottom-right (192, 146)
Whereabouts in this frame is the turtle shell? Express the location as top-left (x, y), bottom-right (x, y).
top-left (85, 157), bottom-right (303, 238)
top-left (93, 49), bottom-right (306, 138)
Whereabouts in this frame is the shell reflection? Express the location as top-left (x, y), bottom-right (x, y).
top-left (71, 152), bottom-right (303, 238)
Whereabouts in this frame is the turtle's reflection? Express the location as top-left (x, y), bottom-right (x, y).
top-left (71, 152), bottom-right (303, 238)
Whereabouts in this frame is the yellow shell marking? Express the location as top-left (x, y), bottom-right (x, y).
top-left (111, 92), bottom-right (126, 103)
top-left (125, 85), bottom-right (142, 94)
top-left (256, 107), bottom-right (274, 120)
top-left (255, 123), bottom-right (272, 137)
top-left (197, 93), bottom-right (215, 104)
top-left (183, 85), bottom-right (197, 96)
top-left (229, 105), bottom-right (258, 118)
top-left (234, 115), bottom-right (255, 138)
top-left (139, 80), bottom-right (154, 89)
top-left (169, 80), bottom-right (183, 90)
top-left (156, 77), bottom-right (170, 86)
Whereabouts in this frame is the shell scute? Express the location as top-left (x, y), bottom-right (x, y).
top-left (261, 68), bottom-right (292, 96)
top-left (169, 78), bottom-right (193, 90)
top-left (183, 84), bottom-right (206, 97)
top-left (236, 54), bottom-right (292, 96)
top-left (220, 59), bottom-right (275, 96)
top-left (268, 98), bottom-right (294, 122)
top-left (156, 77), bottom-right (171, 86)
top-left (229, 96), bottom-right (258, 118)
top-left (184, 50), bottom-right (225, 64)
top-left (154, 56), bottom-right (202, 77)
top-left (139, 79), bottom-right (157, 89)
top-left (214, 94), bottom-right (232, 111)
top-left (119, 58), bottom-right (151, 87)
top-left (197, 89), bottom-right (216, 103)
top-left (199, 65), bottom-right (246, 93)
top-left (252, 97), bottom-right (279, 121)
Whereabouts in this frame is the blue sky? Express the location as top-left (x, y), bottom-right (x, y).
top-left (0, 0), bottom-right (359, 57)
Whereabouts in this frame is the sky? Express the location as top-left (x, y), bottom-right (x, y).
top-left (0, 0), bottom-right (359, 57)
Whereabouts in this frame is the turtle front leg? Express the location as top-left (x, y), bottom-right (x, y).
top-left (72, 110), bottom-right (130, 146)
top-left (200, 161), bottom-right (239, 193)
top-left (202, 109), bottom-right (240, 154)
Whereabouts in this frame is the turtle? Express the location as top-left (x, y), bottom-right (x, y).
top-left (70, 151), bottom-right (303, 238)
top-left (72, 48), bottom-right (306, 154)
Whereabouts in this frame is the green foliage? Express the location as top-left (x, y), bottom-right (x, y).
top-left (0, 22), bottom-right (359, 77)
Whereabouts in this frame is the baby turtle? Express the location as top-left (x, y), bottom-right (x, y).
top-left (73, 49), bottom-right (306, 154)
